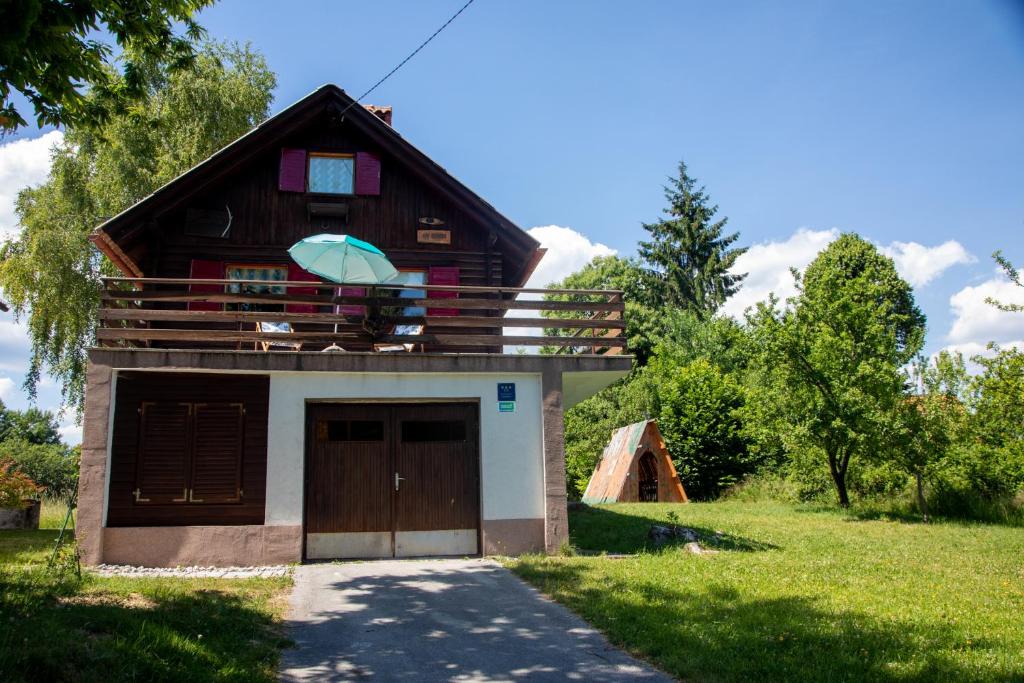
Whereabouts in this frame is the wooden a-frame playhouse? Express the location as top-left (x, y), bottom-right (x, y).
top-left (582, 420), bottom-right (688, 504)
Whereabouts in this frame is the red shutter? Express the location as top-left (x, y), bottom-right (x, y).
top-left (188, 259), bottom-right (224, 311)
top-left (279, 148), bottom-right (307, 192)
top-left (286, 263), bottom-right (320, 313)
top-left (336, 286), bottom-right (367, 317)
top-left (427, 266), bottom-right (459, 316)
top-left (135, 402), bottom-right (191, 504)
top-left (355, 152), bottom-right (381, 195)
top-left (190, 403), bottom-right (244, 504)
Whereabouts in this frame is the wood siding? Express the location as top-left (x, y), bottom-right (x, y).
top-left (130, 112), bottom-right (506, 287)
top-left (107, 372), bottom-right (269, 526)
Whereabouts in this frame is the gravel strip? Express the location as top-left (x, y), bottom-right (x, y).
top-left (92, 564), bottom-right (292, 578)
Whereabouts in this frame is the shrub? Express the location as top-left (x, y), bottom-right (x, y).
top-left (0, 441), bottom-right (79, 504)
top-left (0, 457), bottom-right (43, 508)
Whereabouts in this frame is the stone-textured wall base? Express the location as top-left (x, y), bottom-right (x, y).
top-left (101, 525), bottom-right (302, 567)
top-left (0, 501), bottom-right (41, 530)
top-left (481, 518), bottom-right (545, 556)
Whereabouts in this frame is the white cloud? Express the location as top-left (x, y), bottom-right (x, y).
top-left (720, 228), bottom-right (975, 319)
top-left (881, 240), bottom-right (975, 287)
top-left (0, 130), bottom-right (63, 242)
top-left (523, 225), bottom-right (616, 289)
top-left (947, 274), bottom-right (1024, 346)
top-left (720, 227), bottom-right (839, 318)
top-left (58, 422), bottom-right (83, 446)
top-left (937, 339), bottom-right (1024, 374)
top-left (0, 377), bottom-right (14, 400)
top-left (504, 225), bottom-right (616, 349)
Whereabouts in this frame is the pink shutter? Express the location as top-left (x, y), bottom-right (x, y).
top-left (427, 266), bottom-right (459, 317)
top-left (279, 148), bottom-right (306, 192)
top-left (336, 286), bottom-right (367, 317)
top-left (354, 152), bottom-right (381, 195)
top-left (285, 263), bottom-right (320, 313)
top-left (187, 259), bottom-right (224, 311)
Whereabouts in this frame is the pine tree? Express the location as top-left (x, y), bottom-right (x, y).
top-left (638, 160), bottom-right (747, 314)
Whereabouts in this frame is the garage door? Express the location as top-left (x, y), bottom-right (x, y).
top-left (304, 403), bottom-right (480, 559)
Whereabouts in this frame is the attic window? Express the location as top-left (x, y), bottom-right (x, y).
top-left (308, 153), bottom-right (354, 195)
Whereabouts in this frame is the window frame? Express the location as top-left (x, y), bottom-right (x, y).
top-left (307, 152), bottom-right (356, 196)
top-left (224, 262), bottom-right (289, 312)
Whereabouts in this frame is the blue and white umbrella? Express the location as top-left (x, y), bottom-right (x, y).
top-left (287, 233), bottom-right (399, 284)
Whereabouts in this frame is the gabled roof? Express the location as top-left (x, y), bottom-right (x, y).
top-left (90, 84), bottom-right (542, 283)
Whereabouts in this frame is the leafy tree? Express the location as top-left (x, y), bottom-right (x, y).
top-left (638, 160), bottom-right (747, 315)
top-left (0, 42), bottom-right (275, 410)
top-left (0, 441), bottom-right (79, 504)
top-left (1, 0), bottom-right (213, 133)
top-left (654, 357), bottom-right (754, 499)
top-left (896, 353), bottom-right (969, 521)
top-left (986, 250), bottom-right (1023, 313)
top-left (0, 400), bottom-right (61, 445)
top-left (752, 233), bottom-right (926, 507)
top-left (966, 345), bottom-right (1024, 497)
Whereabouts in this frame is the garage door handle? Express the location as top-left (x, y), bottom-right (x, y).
top-left (395, 472), bottom-right (405, 491)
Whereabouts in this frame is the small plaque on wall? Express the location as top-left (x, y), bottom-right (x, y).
top-left (417, 229), bottom-right (451, 245)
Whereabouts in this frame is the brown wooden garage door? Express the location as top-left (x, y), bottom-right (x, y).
top-left (304, 403), bottom-right (480, 559)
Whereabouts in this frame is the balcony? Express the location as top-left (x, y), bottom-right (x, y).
top-left (97, 277), bottom-right (627, 355)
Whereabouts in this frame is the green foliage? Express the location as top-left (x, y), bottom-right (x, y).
top-left (638, 160), bottom-right (747, 315)
top-left (0, 0), bottom-right (213, 133)
top-left (0, 457), bottom-right (42, 508)
top-left (563, 314), bottom-right (759, 499)
top-left (750, 233), bottom-right (926, 507)
top-left (0, 400), bottom-right (60, 445)
top-left (964, 345), bottom-right (1024, 497)
top-left (654, 358), bottom-right (755, 499)
top-left (0, 41), bottom-right (276, 411)
top-left (0, 441), bottom-right (80, 504)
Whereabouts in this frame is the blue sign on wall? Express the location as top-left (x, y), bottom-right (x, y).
top-left (497, 382), bottom-right (516, 402)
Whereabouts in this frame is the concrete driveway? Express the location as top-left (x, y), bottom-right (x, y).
top-left (279, 558), bottom-right (672, 682)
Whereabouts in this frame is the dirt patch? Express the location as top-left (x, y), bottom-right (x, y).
top-left (58, 591), bottom-right (156, 609)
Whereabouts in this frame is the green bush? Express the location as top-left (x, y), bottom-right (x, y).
top-left (0, 441), bottom-right (79, 504)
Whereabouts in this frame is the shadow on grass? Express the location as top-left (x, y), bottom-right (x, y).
top-left (512, 559), bottom-right (991, 683)
top-left (568, 504), bottom-right (779, 554)
top-left (0, 532), bottom-right (288, 683)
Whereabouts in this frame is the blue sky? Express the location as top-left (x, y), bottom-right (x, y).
top-left (1, 0), bottom-right (1023, 442)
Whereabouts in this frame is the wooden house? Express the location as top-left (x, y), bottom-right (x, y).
top-left (582, 420), bottom-right (687, 504)
top-left (77, 85), bottom-right (631, 566)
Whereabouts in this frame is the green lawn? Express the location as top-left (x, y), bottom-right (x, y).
top-left (0, 527), bottom-right (292, 682)
top-left (509, 502), bottom-right (1024, 682)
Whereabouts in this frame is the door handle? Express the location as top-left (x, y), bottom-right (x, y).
top-left (395, 472), bottom-right (405, 491)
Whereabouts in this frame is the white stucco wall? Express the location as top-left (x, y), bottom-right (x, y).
top-left (264, 372), bottom-right (545, 526)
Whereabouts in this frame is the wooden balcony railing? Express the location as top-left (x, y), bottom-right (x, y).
top-left (97, 277), bottom-right (626, 355)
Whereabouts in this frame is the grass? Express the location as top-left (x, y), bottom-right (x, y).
top-left (508, 501), bottom-right (1024, 682)
top-left (0, 526), bottom-right (293, 682)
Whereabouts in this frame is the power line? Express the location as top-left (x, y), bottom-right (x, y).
top-left (342, 0), bottom-right (477, 115)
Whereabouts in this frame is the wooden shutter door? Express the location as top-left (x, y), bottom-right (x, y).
top-left (427, 266), bottom-right (459, 316)
top-left (135, 402), bottom-right (191, 504)
top-left (190, 403), bottom-right (245, 503)
top-left (279, 148), bottom-right (307, 192)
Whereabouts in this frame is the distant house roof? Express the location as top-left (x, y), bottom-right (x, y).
top-left (90, 84), bottom-right (543, 285)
